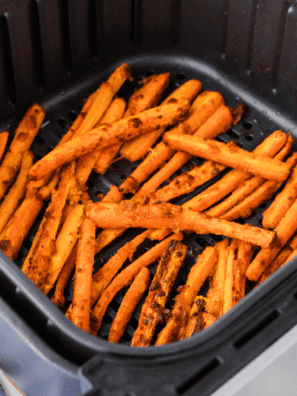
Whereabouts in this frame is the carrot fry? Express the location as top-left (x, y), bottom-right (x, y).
top-left (76, 98), bottom-right (126, 184)
top-left (28, 99), bottom-right (190, 181)
top-left (0, 104), bottom-right (45, 201)
top-left (163, 133), bottom-right (290, 182)
top-left (119, 91), bottom-right (224, 194)
top-left (131, 240), bottom-right (187, 347)
top-left (185, 296), bottom-right (208, 338)
top-left (38, 171), bottom-right (61, 201)
top-left (109, 267), bottom-right (150, 343)
top-left (148, 161), bottom-right (225, 204)
top-left (280, 248), bottom-right (297, 267)
top-left (90, 232), bottom-right (184, 336)
top-left (85, 201), bottom-right (276, 248)
top-left (120, 78), bottom-right (202, 162)
top-left (222, 241), bottom-right (238, 314)
top-left (155, 246), bottom-right (217, 345)
top-left (70, 218), bottom-right (96, 332)
top-left (205, 239), bottom-right (229, 317)
top-left (51, 242), bottom-right (78, 308)
top-left (0, 150), bottom-right (33, 235)
top-left (136, 105), bottom-right (233, 196)
top-left (182, 130), bottom-right (288, 213)
top-left (0, 132), bottom-right (8, 163)
top-left (40, 204), bottom-right (85, 294)
top-left (246, 196), bottom-right (297, 281)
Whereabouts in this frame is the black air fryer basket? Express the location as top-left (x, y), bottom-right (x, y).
top-left (1, 0), bottom-right (297, 395)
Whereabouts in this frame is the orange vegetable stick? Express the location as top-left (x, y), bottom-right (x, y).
top-left (0, 150), bottom-right (33, 234)
top-left (85, 201), bottom-right (276, 248)
top-left (131, 240), bottom-right (187, 347)
top-left (0, 104), bottom-right (45, 201)
top-left (90, 232), bottom-right (184, 336)
top-left (163, 133), bottom-right (290, 182)
top-left (51, 242), bottom-right (78, 308)
top-left (280, 248), bottom-right (297, 268)
top-left (40, 204), bottom-right (85, 295)
top-left (155, 246), bottom-right (217, 346)
top-left (205, 239), bottom-right (229, 317)
top-left (75, 98), bottom-right (126, 184)
top-left (120, 78), bottom-right (202, 162)
top-left (70, 218), bottom-right (96, 333)
top-left (136, 105), bottom-right (233, 197)
top-left (109, 267), bottom-right (150, 343)
top-left (0, 132), bottom-right (8, 163)
top-left (185, 297), bottom-right (216, 338)
top-left (28, 99), bottom-right (190, 181)
top-left (222, 241), bottom-right (238, 314)
top-left (148, 161), bottom-right (226, 204)
top-left (119, 91), bottom-right (224, 194)
top-left (246, 196), bottom-right (297, 281)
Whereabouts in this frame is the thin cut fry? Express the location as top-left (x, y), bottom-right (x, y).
top-left (185, 296), bottom-right (207, 338)
top-left (0, 150), bottom-right (33, 234)
top-left (85, 201), bottom-right (276, 248)
top-left (223, 241), bottom-right (238, 314)
top-left (109, 267), bottom-right (150, 343)
top-left (155, 246), bottom-right (217, 346)
top-left (163, 133), bottom-right (290, 182)
top-left (0, 132), bottom-right (8, 163)
top-left (28, 99), bottom-right (190, 181)
top-left (70, 218), bottom-right (96, 333)
top-left (40, 204), bottom-right (85, 294)
top-left (136, 105), bottom-right (233, 196)
top-left (119, 91), bottom-right (224, 194)
top-left (132, 240), bottom-right (187, 347)
top-left (0, 104), bottom-right (45, 201)
top-left (90, 232), bottom-right (184, 336)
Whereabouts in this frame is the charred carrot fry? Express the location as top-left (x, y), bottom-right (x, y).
top-left (51, 242), bottom-right (78, 308)
top-left (155, 246), bottom-right (217, 345)
top-left (132, 240), bottom-right (187, 347)
top-left (163, 133), bottom-right (290, 182)
top-left (109, 267), bottom-right (150, 343)
top-left (136, 105), bottom-right (233, 197)
top-left (85, 201), bottom-right (276, 248)
top-left (90, 232), bottom-right (184, 336)
top-left (120, 78), bottom-right (202, 162)
top-left (28, 99), bottom-right (190, 181)
top-left (0, 104), bottom-right (45, 201)
top-left (0, 132), bottom-right (8, 163)
top-left (70, 218), bottom-right (96, 333)
top-left (185, 296), bottom-right (208, 338)
top-left (40, 204), bottom-right (85, 294)
top-left (0, 150), bottom-right (33, 235)
top-left (119, 91), bottom-right (224, 194)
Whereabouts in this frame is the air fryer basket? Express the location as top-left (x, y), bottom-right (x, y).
top-left (0, 0), bottom-right (297, 395)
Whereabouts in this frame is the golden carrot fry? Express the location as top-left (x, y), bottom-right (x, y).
top-left (0, 104), bottom-right (45, 201)
top-left (28, 99), bottom-right (190, 181)
top-left (85, 201), bottom-right (276, 248)
top-left (0, 132), bottom-right (8, 163)
top-left (185, 296), bottom-right (208, 338)
top-left (76, 98), bottom-right (126, 183)
top-left (38, 171), bottom-right (61, 201)
top-left (163, 133), bottom-right (290, 182)
top-left (40, 204), bottom-right (85, 294)
top-left (205, 239), bottom-right (229, 317)
top-left (246, 196), bottom-right (297, 281)
top-left (109, 267), bottom-right (150, 343)
top-left (155, 246), bottom-right (217, 345)
top-left (70, 218), bottom-right (96, 332)
top-left (0, 193), bottom-right (43, 261)
top-left (148, 161), bottom-right (225, 204)
top-left (120, 78), bottom-right (202, 162)
top-left (132, 240), bottom-right (187, 347)
top-left (107, 63), bottom-right (132, 92)
top-left (90, 232), bottom-right (184, 336)
top-left (280, 248), bottom-right (297, 267)
top-left (0, 150), bottom-right (33, 235)
top-left (119, 91), bottom-right (224, 194)
top-left (136, 105), bottom-right (233, 196)
top-left (257, 246), bottom-right (293, 286)
top-left (51, 242), bottom-right (78, 308)
top-left (222, 241), bottom-right (238, 314)
top-left (181, 130), bottom-right (288, 213)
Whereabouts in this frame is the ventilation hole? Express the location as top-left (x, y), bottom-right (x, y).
top-left (176, 359), bottom-right (221, 395)
top-left (68, 111), bottom-right (78, 121)
top-left (236, 218), bottom-right (245, 225)
top-left (146, 70), bottom-right (155, 77)
top-left (102, 312), bottom-right (113, 324)
top-left (226, 130), bottom-right (239, 139)
top-left (121, 331), bottom-right (132, 342)
top-left (110, 299), bottom-right (120, 311)
top-left (31, 0), bottom-right (45, 87)
top-left (101, 334), bottom-right (108, 340)
top-left (0, 15), bottom-right (16, 104)
top-left (23, 238), bottom-right (32, 251)
top-left (35, 134), bottom-right (46, 145)
top-left (237, 142), bottom-right (243, 148)
top-left (234, 311), bottom-right (280, 349)
top-left (59, 0), bottom-right (73, 72)
top-left (35, 154), bottom-right (43, 161)
top-left (212, 235), bottom-right (224, 242)
top-left (177, 73), bottom-right (186, 80)
top-left (243, 122), bottom-right (253, 129)
top-left (46, 146), bottom-right (54, 154)
top-left (196, 237), bottom-right (209, 249)
top-left (260, 202), bottom-right (268, 209)
top-left (244, 135), bottom-right (253, 141)
top-left (64, 289), bottom-right (70, 298)
top-left (57, 118), bottom-right (69, 130)
top-left (216, 136), bottom-right (227, 143)
top-left (120, 174), bottom-right (128, 181)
